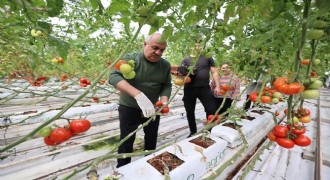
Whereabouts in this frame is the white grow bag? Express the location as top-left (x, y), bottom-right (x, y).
top-left (211, 109), bottom-right (275, 148)
top-left (113, 134), bottom-right (228, 180)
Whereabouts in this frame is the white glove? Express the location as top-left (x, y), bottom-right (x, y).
top-left (134, 92), bottom-right (155, 118)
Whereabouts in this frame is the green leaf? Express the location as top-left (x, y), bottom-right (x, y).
top-left (224, 3), bottom-right (236, 24)
top-left (90, 0), bottom-right (101, 9)
top-left (316, 0), bottom-right (330, 15)
top-left (107, 0), bottom-right (130, 15)
top-left (48, 36), bottom-right (69, 59)
top-left (37, 21), bottom-right (52, 33)
top-left (160, 26), bottom-right (173, 42)
top-left (46, 0), bottom-right (64, 17)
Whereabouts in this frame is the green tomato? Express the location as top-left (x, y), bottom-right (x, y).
top-left (313, 59), bottom-right (321, 65)
top-left (313, 20), bottom-right (327, 29)
top-left (137, 6), bottom-right (149, 16)
top-left (51, 58), bottom-right (58, 63)
top-left (37, 126), bottom-right (53, 137)
top-left (128, 60), bottom-right (135, 68)
top-left (307, 29), bottom-right (325, 40)
top-left (309, 80), bottom-right (323, 89)
top-left (31, 29), bottom-right (39, 37)
top-left (120, 64), bottom-right (133, 74)
top-left (272, 92), bottom-right (282, 98)
top-left (301, 89), bottom-right (320, 99)
top-left (123, 71), bottom-right (136, 79)
top-left (272, 98), bottom-right (279, 104)
top-left (293, 116), bottom-right (299, 123)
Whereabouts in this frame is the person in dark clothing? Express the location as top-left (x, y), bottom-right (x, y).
top-left (109, 33), bottom-right (172, 168)
top-left (178, 43), bottom-right (220, 137)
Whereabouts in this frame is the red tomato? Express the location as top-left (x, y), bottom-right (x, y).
top-left (297, 108), bottom-right (311, 117)
top-left (249, 92), bottom-right (259, 102)
top-left (273, 125), bottom-right (289, 138)
top-left (80, 83), bottom-right (88, 87)
top-left (267, 131), bottom-right (277, 142)
top-left (80, 78), bottom-right (88, 84)
top-left (207, 115), bottom-right (216, 123)
top-left (155, 101), bottom-right (163, 107)
top-left (287, 123), bottom-right (306, 135)
top-left (58, 57), bottom-right (64, 63)
top-left (275, 111), bottom-right (280, 116)
top-left (44, 136), bottom-right (60, 146)
top-left (161, 106), bottom-right (169, 113)
top-left (69, 119), bottom-right (91, 134)
top-left (276, 138), bottom-right (295, 149)
top-left (184, 76), bottom-right (191, 83)
top-left (92, 96), bottom-right (99, 103)
top-left (50, 128), bottom-right (72, 143)
top-left (293, 135), bottom-right (311, 146)
top-left (114, 60), bottom-right (127, 70)
top-left (300, 59), bottom-right (310, 65)
top-left (273, 77), bottom-right (303, 95)
top-left (261, 96), bottom-right (272, 103)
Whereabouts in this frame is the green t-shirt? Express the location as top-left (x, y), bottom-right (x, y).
top-left (109, 52), bottom-right (172, 109)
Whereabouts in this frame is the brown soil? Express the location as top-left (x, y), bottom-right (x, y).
top-left (250, 110), bottom-right (264, 115)
top-left (147, 151), bottom-right (184, 175)
top-left (240, 115), bottom-right (255, 121)
top-left (223, 122), bottom-right (242, 130)
top-left (189, 135), bottom-right (215, 148)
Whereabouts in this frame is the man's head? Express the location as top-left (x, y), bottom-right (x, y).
top-left (143, 33), bottom-right (167, 62)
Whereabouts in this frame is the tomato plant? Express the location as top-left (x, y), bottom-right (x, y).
top-left (69, 119), bottom-right (92, 134)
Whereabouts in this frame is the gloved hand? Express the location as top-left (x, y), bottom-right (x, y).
top-left (134, 92), bottom-right (155, 118)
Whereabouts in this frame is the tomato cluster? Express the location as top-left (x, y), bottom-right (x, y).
top-left (219, 84), bottom-right (233, 95)
top-left (249, 87), bottom-right (283, 104)
top-left (268, 123), bottom-right (311, 149)
top-left (60, 74), bottom-right (68, 82)
top-left (28, 76), bottom-right (48, 87)
top-left (173, 76), bottom-right (191, 86)
top-left (301, 78), bottom-right (322, 99)
top-left (80, 78), bottom-right (91, 87)
top-left (154, 101), bottom-right (169, 114)
top-left (284, 108), bottom-right (311, 124)
top-left (114, 59), bottom-right (136, 79)
top-left (39, 119), bottom-right (91, 146)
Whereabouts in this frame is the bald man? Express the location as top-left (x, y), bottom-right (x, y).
top-left (109, 33), bottom-right (172, 168)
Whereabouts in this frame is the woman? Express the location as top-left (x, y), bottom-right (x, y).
top-left (211, 62), bottom-right (240, 116)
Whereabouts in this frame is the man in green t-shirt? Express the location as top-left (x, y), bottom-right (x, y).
top-left (109, 33), bottom-right (172, 168)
